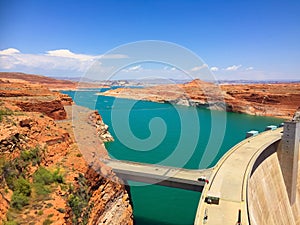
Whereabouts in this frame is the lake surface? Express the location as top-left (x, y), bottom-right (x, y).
top-left (62, 90), bottom-right (283, 225)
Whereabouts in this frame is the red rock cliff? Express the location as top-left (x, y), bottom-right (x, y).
top-left (0, 75), bottom-right (133, 225)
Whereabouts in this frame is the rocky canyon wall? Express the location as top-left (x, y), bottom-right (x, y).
top-left (0, 75), bottom-right (133, 225)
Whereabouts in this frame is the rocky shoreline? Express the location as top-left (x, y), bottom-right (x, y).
top-left (89, 111), bottom-right (114, 143)
top-left (100, 79), bottom-right (300, 119)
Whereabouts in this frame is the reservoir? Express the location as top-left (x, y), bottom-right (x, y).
top-left (62, 90), bottom-right (283, 225)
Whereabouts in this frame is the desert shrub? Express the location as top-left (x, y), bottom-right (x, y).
top-left (0, 157), bottom-right (8, 187)
top-left (2, 160), bottom-right (18, 189)
top-left (68, 194), bottom-right (85, 219)
top-left (42, 219), bottom-right (52, 225)
top-left (10, 177), bottom-right (31, 209)
top-left (33, 167), bottom-right (64, 185)
top-left (33, 182), bottom-right (51, 196)
top-left (52, 168), bottom-right (64, 183)
top-left (11, 191), bottom-right (29, 210)
top-left (2, 146), bottom-right (44, 190)
top-left (4, 221), bottom-right (18, 225)
top-left (13, 178), bottom-right (31, 196)
top-left (67, 173), bottom-right (92, 225)
top-left (57, 208), bottom-right (65, 213)
top-left (0, 108), bottom-right (13, 122)
top-left (33, 167), bottom-right (64, 196)
top-left (33, 167), bottom-right (53, 185)
top-left (46, 203), bottom-right (53, 208)
top-left (20, 146), bottom-right (42, 166)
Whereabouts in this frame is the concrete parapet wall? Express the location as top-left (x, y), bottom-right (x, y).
top-left (248, 141), bottom-right (300, 225)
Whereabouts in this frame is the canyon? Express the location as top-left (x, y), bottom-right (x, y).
top-left (1, 71), bottom-right (299, 225)
top-left (0, 73), bottom-right (133, 225)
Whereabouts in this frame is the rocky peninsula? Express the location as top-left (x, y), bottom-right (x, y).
top-left (101, 79), bottom-right (300, 119)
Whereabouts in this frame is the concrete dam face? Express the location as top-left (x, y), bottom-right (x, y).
top-left (248, 140), bottom-right (300, 225)
top-left (195, 121), bottom-right (299, 225)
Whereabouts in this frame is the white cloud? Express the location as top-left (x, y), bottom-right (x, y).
top-left (246, 66), bottom-right (254, 71)
top-left (122, 65), bottom-right (143, 72)
top-left (46, 49), bottom-right (128, 61)
top-left (190, 64), bottom-right (208, 72)
top-left (210, 66), bottom-right (219, 72)
top-left (46, 49), bottom-right (93, 61)
top-left (224, 65), bottom-right (242, 71)
top-left (163, 66), bottom-right (177, 71)
top-left (0, 48), bottom-right (20, 55)
top-left (128, 65), bottom-right (142, 71)
top-left (0, 48), bottom-right (128, 76)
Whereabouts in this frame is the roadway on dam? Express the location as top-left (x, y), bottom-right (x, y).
top-left (194, 128), bottom-right (283, 225)
top-left (103, 159), bottom-right (213, 192)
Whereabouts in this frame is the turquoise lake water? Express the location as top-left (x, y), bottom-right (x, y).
top-left (62, 90), bottom-right (283, 225)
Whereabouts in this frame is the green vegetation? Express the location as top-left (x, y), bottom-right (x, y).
top-left (3, 221), bottom-right (18, 225)
top-left (0, 157), bottom-right (7, 188)
top-left (67, 173), bottom-right (92, 225)
top-left (10, 178), bottom-right (31, 210)
top-left (0, 145), bottom-right (64, 213)
top-left (42, 219), bottom-right (53, 225)
top-left (11, 190), bottom-right (30, 210)
top-left (2, 160), bottom-right (21, 190)
top-left (2, 146), bottom-right (44, 190)
top-left (57, 208), bottom-right (65, 213)
top-left (20, 146), bottom-right (43, 166)
top-left (13, 178), bottom-right (31, 196)
top-left (33, 167), bottom-right (55, 185)
top-left (32, 167), bottom-right (64, 196)
top-left (0, 133), bottom-right (67, 223)
top-left (0, 108), bottom-right (13, 122)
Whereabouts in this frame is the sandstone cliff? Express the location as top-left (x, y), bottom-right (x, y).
top-left (0, 78), bottom-right (72, 120)
top-left (0, 76), bottom-right (133, 225)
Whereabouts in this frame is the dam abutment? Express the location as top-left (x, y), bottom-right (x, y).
top-left (278, 121), bottom-right (300, 204)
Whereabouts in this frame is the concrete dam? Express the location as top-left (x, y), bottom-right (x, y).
top-left (195, 121), bottom-right (300, 225)
top-left (105, 121), bottom-right (300, 225)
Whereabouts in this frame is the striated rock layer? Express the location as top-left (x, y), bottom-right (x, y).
top-left (0, 78), bottom-right (73, 120)
top-left (101, 79), bottom-right (300, 119)
top-left (0, 76), bottom-right (133, 224)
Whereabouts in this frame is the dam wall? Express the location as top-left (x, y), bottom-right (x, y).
top-left (248, 140), bottom-right (300, 225)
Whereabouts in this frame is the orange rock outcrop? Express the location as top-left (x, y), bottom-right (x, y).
top-left (0, 78), bottom-right (73, 120)
top-left (101, 79), bottom-right (300, 119)
top-left (0, 75), bottom-right (133, 224)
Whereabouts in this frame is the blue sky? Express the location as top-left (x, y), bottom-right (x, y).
top-left (0, 0), bottom-right (299, 80)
